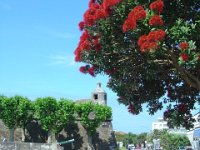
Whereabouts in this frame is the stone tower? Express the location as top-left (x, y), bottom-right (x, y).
top-left (91, 82), bottom-right (107, 105)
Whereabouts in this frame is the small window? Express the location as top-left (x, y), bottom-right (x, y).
top-left (104, 94), bottom-right (107, 100)
top-left (94, 94), bottom-right (98, 100)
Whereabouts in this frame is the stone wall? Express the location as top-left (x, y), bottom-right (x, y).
top-left (0, 120), bottom-right (117, 150)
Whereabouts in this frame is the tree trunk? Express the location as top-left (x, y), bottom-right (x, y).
top-left (87, 132), bottom-right (94, 150)
top-left (9, 128), bottom-right (15, 142)
top-left (47, 131), bottom-right (56, 144)
top-left (21, 128), bottom-right (25, 142)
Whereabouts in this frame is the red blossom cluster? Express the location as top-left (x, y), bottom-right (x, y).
top-left (83, 3), bottom-right (107, 26)
top-left (150, 0), bottom-right (164, 14)
top-left (74, 31), bottom-right (101, 62)
top-left (149, 14), bottom-right (164, 26)
top-left (137, 29), bottom-right (166, 52)
top-left (128, 104), bottom-right (134, 113)
top-left (122, 5), bottom-right (146, 32)
top-left (79, 64), bottom-right (98, 77)
top-left (74, 31), bottom-right (91, 62)
top-left (79, 0), bottom-right (121, 28)
top-left (178, 41), bottom-right (189, 62)
top-left (102, 0), bottom-right (121, 13)
top-left (179, 41), bottom-right (189, 50)
top-left (177, 104), bottom-right (187, 113)
top-left (78, 21), bottom-right (85, 31)
top-left (180, 53), bottom-right (189, 62)
top-left (163, 109), bottom-right (170, 120)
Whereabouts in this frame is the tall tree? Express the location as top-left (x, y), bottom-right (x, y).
top-left (75, 102), bottom-right (112, 149)
top-left (74, 0), bottom-right (200, 129)
top-left (55, 98), bottom-right (75, 134)
top-left (34, 97), bottom-right (75, 143)
top-left (0, 95), bottom-right (32, 142)
top-left (34, 97), bottom-right (58, 143)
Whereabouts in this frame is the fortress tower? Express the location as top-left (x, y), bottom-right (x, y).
top-left (91, 82), bottom-right (107, 105)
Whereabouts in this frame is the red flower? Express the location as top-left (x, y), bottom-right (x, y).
top-left (140, 42), bottom-right (150, 52)
top-left (78, 21), bottom-right (85, 31)
top-left (150, 0), bottom-right (164, 14)
top-left (122, 5), bottom-right (146, 32)
top-left (163, 109), bottom-right (170, 120)
top-left (138, 35), bottom-right (148, 46)
top-left (134, 10), bottom-right (147, 21)
top-left (128, 104), bottom-right (134, 113)
top-left (95, 9), bottom-right (107, 20)
top-left (79, 66), bottom-right (87, 74)
top-left (132, 5), bottom-right (145, 14)
top-left (132, 5), bottom-right (146, 21)
top-left (102, 0), bottom-right (121, 10)
top-left (93, 36), bottom-right (102, 52)
top-left (88, 67), bottom-right (95, 77)
top-left (122, 18), bottom-right (137, 32)
top-left (149, 15), bottom-right (164, 26)
top-left (180, 53), bottom-right (189, 61)
top-left (83, 3), bottom-right (107, 26)
top-left (140, 41), bottom-right (158, 52)
top-left (89, 0), bottom-right (95, 7)
top-left (177, 104), bottom-right (187, 113)
top-left (75, 54), bottom-right (81, 62)
top-left (155, 29), bottom-right (166, 41)
top-left (148, 31), bottom-right (157, 42)
top-left (80, 30), bottom-right (90, 42)
top-left (128, 5), bottom-right (146, 21)
top-left (149, 42), bottom-right (158, 51)
top-left (179, 42), bottom-right (189, 50)
top-left (80, 40), bottom-right (92, 50)
top-left (84, 9), bottom-right (96, 26)
top-left (105, 69), bottom-right (112, 75)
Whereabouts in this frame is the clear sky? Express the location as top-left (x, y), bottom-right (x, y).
top-left (0, 0), bottom-right (169, 134)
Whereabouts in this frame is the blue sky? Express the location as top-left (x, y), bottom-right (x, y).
top-left (0, 0), bottom-right (170, 134)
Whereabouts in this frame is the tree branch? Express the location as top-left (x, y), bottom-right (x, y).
top-left (168, 49), bottom-right (200, 90)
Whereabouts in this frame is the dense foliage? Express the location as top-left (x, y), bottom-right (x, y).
top-left (115, 132), bottom-right (147, 148)
top-left (75, 101), bottom-right (112, 133)
top-left (0, 95), bottom-right (33, 141)
top-left (147, 129), bottom-right (191, 150)
top-left (0, 95), bottom-right (112, 142)
top-left (75, 0), bottom-right (200, 129)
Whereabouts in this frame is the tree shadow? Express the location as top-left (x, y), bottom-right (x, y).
top-left (57, 122), bottom-right (83, 150)
top-left (25, 120), bottom-right (47, 143)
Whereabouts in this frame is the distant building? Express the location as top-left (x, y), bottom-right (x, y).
top-left (91, 82), bottom-right (107, 105)
top-left (152, 114), bottom-right (200, 148)
top-left (75, 83), bottom-right (117, 149)
top-left (187, 112), bottom-right (200, 144)
top-left (152, 118), bottom-right (187, 135)
top-left (152, 118), bottom-right (168, 131)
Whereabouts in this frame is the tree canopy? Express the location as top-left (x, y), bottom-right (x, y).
top-left (0, 95), bottom-right (112, 142)
top-left (74, 0), bottom-right (200, 129)
top-left (75, 101), bottom-right (112, 134)
top-left (147, 129), bottom-right (190, 150)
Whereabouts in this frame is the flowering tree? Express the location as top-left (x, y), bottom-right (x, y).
top-left (74, 0), bottom-right (200, 129)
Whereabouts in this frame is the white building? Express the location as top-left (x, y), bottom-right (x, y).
top-left (152, 118), bottom-right (187, 135)
top-left (91, 83), bottom-right (107, 105)
top-left (152, 118), bottom-right (168, 131)
top-left (152, 114), bottom-right (200, 149)
top-left (187, 112), bottom-right (200, 144)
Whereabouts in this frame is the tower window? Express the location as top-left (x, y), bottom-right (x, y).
top-left (94, 94), bottom-right (98, 100)
top-left (104, 94), bottom-right (107, 100)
